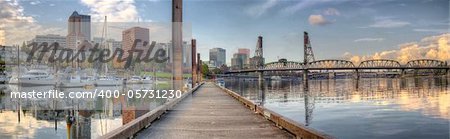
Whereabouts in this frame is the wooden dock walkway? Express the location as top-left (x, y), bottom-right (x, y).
top-left (135, 82), bottom-right (293, 139)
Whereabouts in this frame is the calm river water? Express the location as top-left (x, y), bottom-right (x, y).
top-left (0, 84), bottom-right (168, 139)
top-left (224, 76), bottom-right (450, 139)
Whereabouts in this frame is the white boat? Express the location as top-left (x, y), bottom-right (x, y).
top-left (216, 78), bottom-right (225, 87)
top-left (60, 75), bottom-right (94, 88)
top-left (94, 17), bottom-right (123, 87)
top-left (82, 76), bottom-right (95, 86)
top-left (9, 70), bottom-right (56, 86)
top-left (141, 76), bottom-right (153, 84)
top-left (60, 75), bottom-right (83, 88)
top-left (127, 76), bottom-right (142, 84)
top-left (96, 76), bottom-right (122, 86)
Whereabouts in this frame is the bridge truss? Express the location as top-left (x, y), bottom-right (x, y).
top-left (225, 32), bottom-right (449, 76)
top-left (227, 59), bottom-right (449, 76)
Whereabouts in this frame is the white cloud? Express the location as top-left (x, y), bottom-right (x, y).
top-left (344, 33), bottom-right (450, 64)
top-left (354, 38), bottom-right (384, 42)
top-left (307, 8), bottom-right (340, 26)
top-left (80, 0), bottom-right (140, 22)
top-left (368, 19), bottom-right (410, 28)
top-left (0, 0), bottom-right (64, 45)
top-left (308, 14), bottom-right (331, 26)
top-left (281, 0), bottom-right (353, 15)
top-left (282, 0), bottom-right (321, 15)
top-left (30, 0), bottom-right (41, 5)
top-left (323, 8), bottom-right (340, 16)
top-left (413, 28), bottom-right (447, 33)
top-left (245, 0), bottom-right (279, 17)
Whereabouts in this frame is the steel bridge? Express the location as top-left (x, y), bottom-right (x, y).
top-left (226, 32), bottom-right (449, 75)
top-left (227, 59), bottom-right (450, 73)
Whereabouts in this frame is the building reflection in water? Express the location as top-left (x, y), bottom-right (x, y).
top-left (0, 83), bottom-right (168, 138)
top-left (224, 76), bottom-right (450, 122)
top-left (224, 75), bottom-right (449, 138)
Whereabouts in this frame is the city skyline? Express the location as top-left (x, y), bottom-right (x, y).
top-left (0, 1), bottom-right (449, 139)
top-left (209, 47), bottom-right (226, 67)
top-left (0, 0), bottom-right (448, 65)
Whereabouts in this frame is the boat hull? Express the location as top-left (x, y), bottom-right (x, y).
top-left (59, 81), bottom-right (94, 88)
top-left (9, 78), bottom-right (56, 86)
top-left (96, 80), bottom-right (122, 86)
top-left (126, 80), bottom-right (142, 84)
top-left (141, 80), bottom-right (152, 84)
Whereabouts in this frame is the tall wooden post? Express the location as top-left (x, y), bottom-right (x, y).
top-left (199, 58), bottom-right (203, 82)
top-left (197, 53), bottom-right (202, 83)
top-left (191, 39), bottom-right (197, 87)
top-left (172, 0), bottom-right (183, 90)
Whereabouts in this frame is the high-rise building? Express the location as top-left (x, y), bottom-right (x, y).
top-left (66, 11), bottom-right (91, 49)
top-left (29, 34), bottom-right (67, 48)
top-left (231, 52), bottom-right (248, 70)
top-left (238, 48), bottom-right (250, 65)
top-left (122, 27), bottom-right (150, 60)
top-left (230, 48), bottom-right (251, 70)
top-left (209, 48), bottom-right (226, 67)
top-left (238, 48), bottom-right (250, 56)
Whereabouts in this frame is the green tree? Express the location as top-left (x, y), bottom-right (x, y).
top-left (201, 63), bottom-right (209, 76)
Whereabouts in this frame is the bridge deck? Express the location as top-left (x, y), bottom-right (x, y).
top-left (135, 82), bottom-right (293, 139)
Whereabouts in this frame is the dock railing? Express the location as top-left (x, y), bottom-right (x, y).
top-left (217, 84), bottom-right (335, 139)
top-left (100, 83), bottom-right (204, 139)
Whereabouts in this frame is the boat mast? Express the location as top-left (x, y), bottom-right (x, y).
top-left (75, 25), bottom-right (78, 70)
top-left (100, 16), bottom-right (108, 75)
top-left (17, 45), bottom-right (20, 123)
top-left (104, 16), bottom-right (108, 74)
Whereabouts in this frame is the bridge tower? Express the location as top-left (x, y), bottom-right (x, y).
top-left (255, 36), bottom-right (264, 69)
top-left (254, 36), bottom-right (265, 86)
top-left (303, 32), bottom-right (315, 89)
top-left (303, 32), bottom-right (315, 64)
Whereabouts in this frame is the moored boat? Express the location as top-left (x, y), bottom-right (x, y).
top-left (9, 69), bottom-right (56, 86)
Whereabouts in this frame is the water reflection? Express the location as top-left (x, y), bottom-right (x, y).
top-left (0, 83), bottom-right (168, 139)
top-left (225, 76), bottom-right (450, 139)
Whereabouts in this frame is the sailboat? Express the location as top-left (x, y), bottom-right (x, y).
top-left (59, 26), bottom-right (94, 88)
top-left (60, 69), bottom-right (94, 88)
top-left (95, 16), bottom-right (122, 86)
